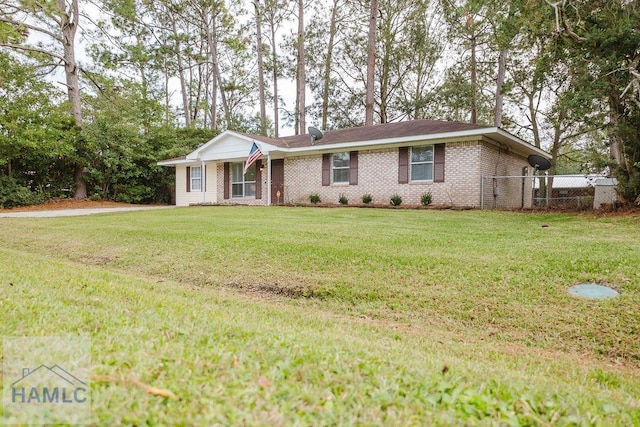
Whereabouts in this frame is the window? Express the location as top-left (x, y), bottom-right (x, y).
top-left (410, 146), bottom-right (434, 181)
top-left (190, 166), bottom-right (202, 191)
top-left (332, 152), bottom-right (350, 184)
top-left (231, 162), bottom-right (256, 198)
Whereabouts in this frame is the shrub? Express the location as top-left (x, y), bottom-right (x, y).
top-left (0, 175), bottom-right (45, 208)
top-left (310, 194), bottom-right (321, 204)
top-left (339, 194), bottom-right (348, 205)
top-left (390, 194), bottom-right (402, 206)
top-left (421, 191), bottom-right (433, 206)
top-left (362, 194), bottom-right (373, 204)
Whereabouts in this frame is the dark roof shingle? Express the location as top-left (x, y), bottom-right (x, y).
top-left (242, 119), bottom-right (491, 148)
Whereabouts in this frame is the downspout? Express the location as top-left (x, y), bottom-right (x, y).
top-left (267, 153), bottom-right (272, 206)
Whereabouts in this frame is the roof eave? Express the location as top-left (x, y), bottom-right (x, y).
top-left (270, 127), bottom-right (549, 157)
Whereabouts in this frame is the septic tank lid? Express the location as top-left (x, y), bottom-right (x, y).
top-left (568, 283), bottom-right (619, 299)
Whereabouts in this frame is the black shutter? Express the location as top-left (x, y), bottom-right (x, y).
top-left (223, 162), bottom-right (230, 199)
top-left (186, 166), bottom-right (191, 192)
top-left (322, 153), bottom-right (331, 186)
top-left (434, 144), bottom-right (445, 182)
top-left (349, 151), bottom-right (358, 185)
top-left (398, 147), bottom-right (409, 184)
top-left (255, 160), bottom-right (262, 199)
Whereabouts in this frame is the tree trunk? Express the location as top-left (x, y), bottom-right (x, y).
top-left (470, 34), bottom-right (478, 124)
top-left (56, 0), bottom-right (86, 199)
top-left (295, 0), bottom-right (306, 135)
top-left (254, 0), bottom-right (267, 135)
top-left (365, 0), bottom-right (378, 126)
top-left (528, 92), bottom-right (541, 149)
top-left (170, 13), bottom-right (191, 127)
top-left (494, 49), bottom-right (507, 127)
top-left (321, 0), bottom-right (340, 130)
top-left (270, 18), bottom-right (279, 137)
top-left (607, 82), bottom-right (632, 177)
top-left (206, 9), bottom-right (231, 129)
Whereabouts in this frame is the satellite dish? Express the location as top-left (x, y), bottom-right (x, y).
top-left (528, 154), bottom-right (551, 172)
top-left (308, 127), bottom-right (323, 144)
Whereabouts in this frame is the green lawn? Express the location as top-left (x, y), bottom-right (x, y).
top-left (1, 207), bottom-right (639, 424)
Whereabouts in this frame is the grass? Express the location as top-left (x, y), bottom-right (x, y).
top-left (1, 206), bottom-right (639, 424)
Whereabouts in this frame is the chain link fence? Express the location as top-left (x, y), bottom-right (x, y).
top-left (481, 174), bottom-right (612, 210)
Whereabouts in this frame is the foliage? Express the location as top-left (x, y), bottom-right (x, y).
top-left (421, 191), bottom-right (432, 206)
top-left (309, 194), bottom-right (321, 204)
top-left (0, 175), bottom-right (44, 208)
top-left (338, 193), bottom-right (348, 204)
top-left (1, 0), bottom-right (639, 205)
top-left (390, 193), bottom-right (402, 206)
top-left (362, 193), bottom-right (373, 204)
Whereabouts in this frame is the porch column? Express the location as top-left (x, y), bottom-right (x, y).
top-left (201, 160), bottom-right (206, 203)
top-left (267, 153), bottom-right (272, 206)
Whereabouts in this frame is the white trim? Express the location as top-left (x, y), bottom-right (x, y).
top-left (409, 145), bottom-right (434, 182)
top-left (331, 152), bottom-right (350, 184)
top-left (157, 158), bottom-right (192, 166)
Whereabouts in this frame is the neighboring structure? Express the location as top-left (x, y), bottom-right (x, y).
top-left (531, 174), bottom-right (618, 210)
top-left (158, 119), bottom-right (550, 208)
top-left (593, 177), bottom-right (619, 209)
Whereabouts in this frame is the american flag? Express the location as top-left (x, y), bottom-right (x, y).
top-left (243, 142), bottom-right (263, 175)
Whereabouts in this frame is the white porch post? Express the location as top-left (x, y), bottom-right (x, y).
top-left (267, 153), bottom-right (272, 206)
top-left (201, 160), bottom-right (206, 203)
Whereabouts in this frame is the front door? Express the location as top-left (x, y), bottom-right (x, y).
top-left (271, 159), bottom-right (284, 205)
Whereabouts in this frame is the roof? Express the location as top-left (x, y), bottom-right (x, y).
top-left (533, 174), bottom-right (611, 189)
top-left (158, 119), bottom-right (550, 165)
top-left (243, 120), bottom-right (491, 149)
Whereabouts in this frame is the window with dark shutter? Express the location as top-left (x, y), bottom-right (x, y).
top-left (223, 162), bottom-right (230, 199)
top-left (349, 151), bottom-right (358, 185)
top-left (186, 166), bottom-right (191, 192)
top-left (434, 143), bottom-right (445, 182)
top-left (322, 153), bottom-right (331, 186)
top-left (398, 147), bottom-right (409, 184)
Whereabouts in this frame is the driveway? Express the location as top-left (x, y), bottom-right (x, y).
top-left (0, 206), bottom-right (175, 218)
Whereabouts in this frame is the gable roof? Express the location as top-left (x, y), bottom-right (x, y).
top-left (158, 119), bottom-right (550, 166)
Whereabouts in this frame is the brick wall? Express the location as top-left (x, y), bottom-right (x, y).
top-left (211, 139), bottom-right (531, 208)
top-left (286, 141), bottom-right (485, 207)
top-left (479, 140), bottom-right (532, 209)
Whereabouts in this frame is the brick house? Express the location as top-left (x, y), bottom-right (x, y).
top-left (158, 119), bottom-right (550, 208)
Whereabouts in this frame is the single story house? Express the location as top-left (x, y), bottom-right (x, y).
top-left (158, 119), bottom-right (550, 208)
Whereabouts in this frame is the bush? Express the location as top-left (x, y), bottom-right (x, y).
top-left (339, 194), bottom-right (348, 205)
top-left (362, 194), bottom-right (372, 204)
top-left (0, 175), bottom-right (45, 208)
top-left (421, 191), bottom-right (432, 206)
top-left (310, 194), bottom-right (321, 204)
top-left (390, 194), bottom-right (402, 206)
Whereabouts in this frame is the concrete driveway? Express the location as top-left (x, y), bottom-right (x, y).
top-left (0, 206), bottom-right (175, 218)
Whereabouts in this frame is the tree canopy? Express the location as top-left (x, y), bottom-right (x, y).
top-left (0, 0), bottom-right (638, 206)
